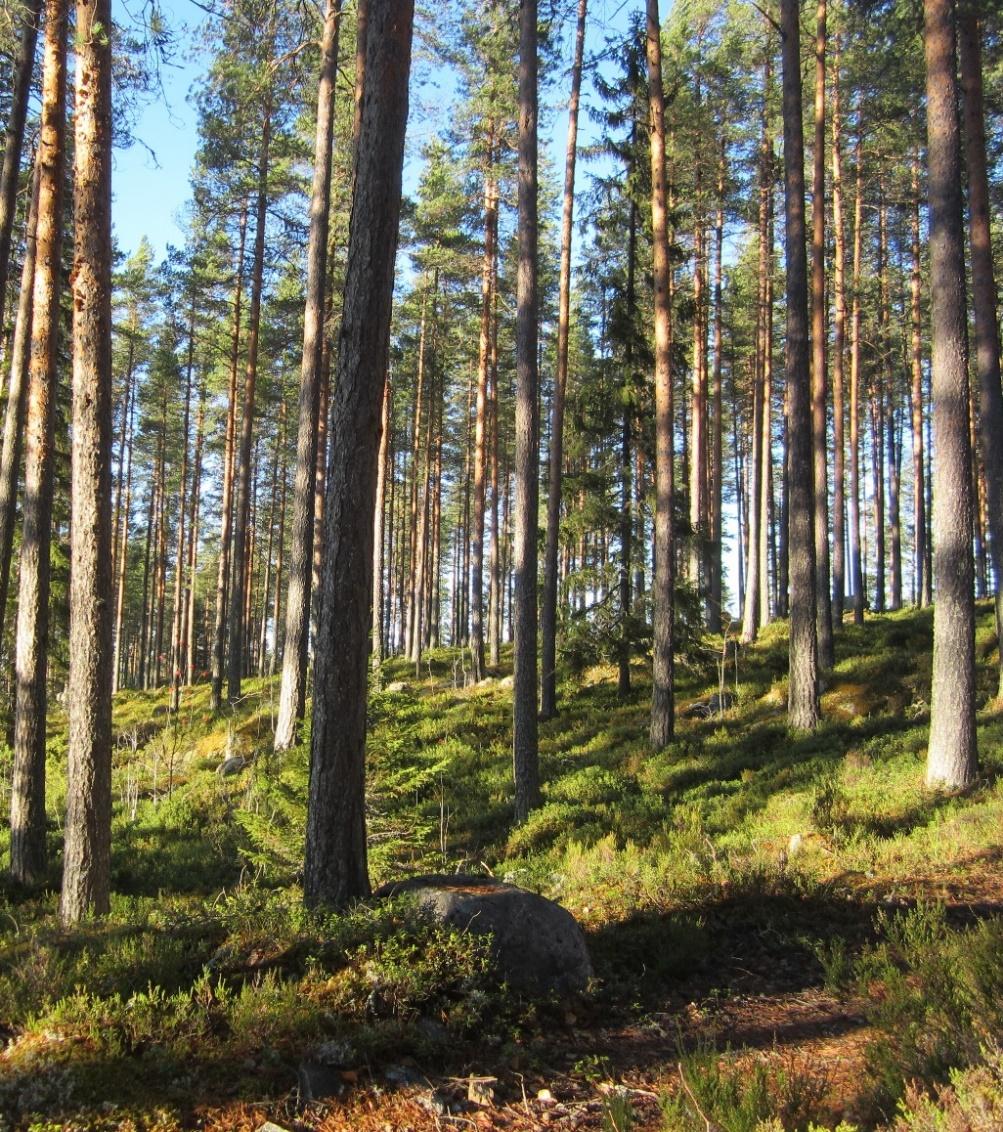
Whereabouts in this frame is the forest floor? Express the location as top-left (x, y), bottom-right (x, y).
top-left (2, 604), bottom-right (1003, 1131)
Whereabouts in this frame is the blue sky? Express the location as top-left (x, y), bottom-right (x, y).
top-left (110, 0), bottom-right (637, 262)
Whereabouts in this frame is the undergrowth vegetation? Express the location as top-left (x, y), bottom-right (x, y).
top-left (0, 603), bottom-right (1001, 1129)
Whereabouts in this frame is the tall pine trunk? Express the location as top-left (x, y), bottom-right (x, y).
top-left (229, 91), bottom-right (272, 703)
top-left (958, 2), bottom-right (1003, 698)
top-left (848, 133), bottom-right (865, 624)
top-left (0, 0), bottom-right (43, 339)
top-left (830, 37), bottom-right (847, 625)
top-left (811, 0), bottom-right (834, 667)
top-left (540, 0), bottom-right (587, 716)
top-left (647, 0), bottom-right (675, 750)
top-left (210, 203), bottom-right (247, 710)
top-left (61, 0), bottom-right (115, 922)
top-left (513, 0), bottom-right (541, 820)
top-left (10, 0), bottom-right (66, 887)
top-left (780, 0), bottom-right (821, 730)
top-left (274, 0), bottom-right (341, 748)
top-left (470, 130), bottom-right (498, 684)
top-left (0, 157), bottom-right (40, 630)
top-left (924, 0), bottom-right (976, 788)
top-left (304, 0), bottom-right (413, 909)
top-left (371, 372), bottom-right (391, 673)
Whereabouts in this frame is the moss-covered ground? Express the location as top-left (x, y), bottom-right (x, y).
top-left (2, 603), bottom-right (1003, 1130)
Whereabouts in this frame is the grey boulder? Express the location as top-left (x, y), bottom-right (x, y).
top-left (376, 874), bottom-right (592, 997)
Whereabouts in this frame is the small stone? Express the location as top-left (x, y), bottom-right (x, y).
top-left (537, 1088), bottom-right (556, 1104)
top-left (312, 1038), bottom-right (356, 1066)
top-left (384, 1064), bottom-right (426, 1088)
top-left (468, 1077), bottom-right (497, 1106)
top-left (385, 680), bottom-right (410, 694)
top-left (498, 675), bottom-right (514, 689)
top-left (416, 1017), bottom-right (449, 1045)
top-left (788, 832), bottom-right (803, 856)
top-left (217, 755), bottom-right (249, 777)
top-left (298, 1059), bottom-right (345, 1101)
top-left (418, 1090), bottom-right (450, 1117)
top-left (255, 1124), bottom-right (290, 1132)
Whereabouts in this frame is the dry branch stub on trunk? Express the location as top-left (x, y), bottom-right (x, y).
top-left (375, 875), bottom-right (593, 997)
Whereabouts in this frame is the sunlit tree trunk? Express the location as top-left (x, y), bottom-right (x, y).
top-left (811, 0), bottom-right (833, 667)
top-left (780, 0), bottom-right (820, 730)
top-left (848, 133), bottom-right (865, 625)
top-left (924, 0), bottom-right (976, 788)
top-left (304, 0), bottom-right (413, 909)
top-left (0, 157), bottom-right (40, 630)
top-left (830, 37), bottom-right (847, 625)
top-left (372, 371), bottom-right (391, 673)
top-left (647, 0), bottom-right (675, 750)
top-left (470, 131), bottom-right (497, 684)
top-left (0, 0), bottom-right (43, 340)
top-left (9, 0), bottom-right (65, 888)
top-left (958, 1), bottom-right (1003, 697)
top-left (210, 202), bottom-right (247, 710)
top-left (274, 0), bottom-right (340, 746)
top-left (186, 386), bottom-right (206, 686)
top-left (229, 90), bottom-right (272, 702)
top-left (169, 308), bottom-right (195, 710)
top-left (541, 0), bottom-right (587, 715)
top-left (708, 142), bottom-right (725, 634)
top-left (61, 0), bottom-right (115, 922)
top-left (513, 0), bottom-right (541, 819)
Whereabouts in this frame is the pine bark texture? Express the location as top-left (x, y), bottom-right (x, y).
top-left (469, 141), bottom-right (496, 685)
top-left (0, 158), bottom-right (40, 628)
top-left (830, 42), bottom-right (846, 624)
top-left (210, 204), bottom-right (247, 710)
top-left (304, 0), bottom-right (413, 909)
top-left (513, 0), bottom-right (541, 822)
top-left (924, 0), bottom-right (977, 789)
top-left (958, 2), bottom-right (1003, 698)
top-left (780, 0), bottom-right (821, 730)
top-left (811, 0), bottom-right (833, 667)
top-left (0, 0), bottom-right (43, 337)
top-left (62, 0), bottom-right (115, 922)
top-left (10, 0), bottom-right (67, 887)
top-left (229, 94), bottom-right (272, 702)
top-left (540, 0), bottom-right (587, 718)
top-left (275, 0), bottom-right (341, 748)
top-left (647, 0), bottom-right (675, 750)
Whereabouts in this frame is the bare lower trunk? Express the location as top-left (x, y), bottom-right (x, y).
top-left (169, 310), bottom-right (195, 710)
top-left (304, 0), bottom-right (413, 909)
top-left (781, 0), bottom-right (820, 730)
top-left (811, 0), bottom-right (833, 667)
top-left (909, 160), bottom-right (929, 608)
top-left (229, 93), bottom-right (272, 703)
top-left (958, 2), bottom-right (1003, 698)
top-left (10, 0), bottom-right (66, 887)
top-left (541, 0), bottom-right (587, 715)
top-left (0, 158), bottom-right (40, 629)
top-left (848, 134), bottom-right (865, 625)
top-left (186, 388), bottom-right (206, 686)
top-left (371, 372), bottom-right (391, 673)
top-left (61, 0), bottom-right (115, 922)
top-left (647, 0), bottom-right (675, 750)
top-left (274, 0), bottom-right (340, 747)
top-left (470, 133), bottom-right (497, 685)
top-left (209, 203), bottom-right (248, 711)
top-left (830, 40), bottom-right (847, 625)
top-left (513, 0), bottom-right (541, 819)
top-left (924, 0), bottom-right (977, 788)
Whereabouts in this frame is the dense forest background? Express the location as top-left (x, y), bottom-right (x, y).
top-left (2, 0), bottom-right (1003, 1127)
